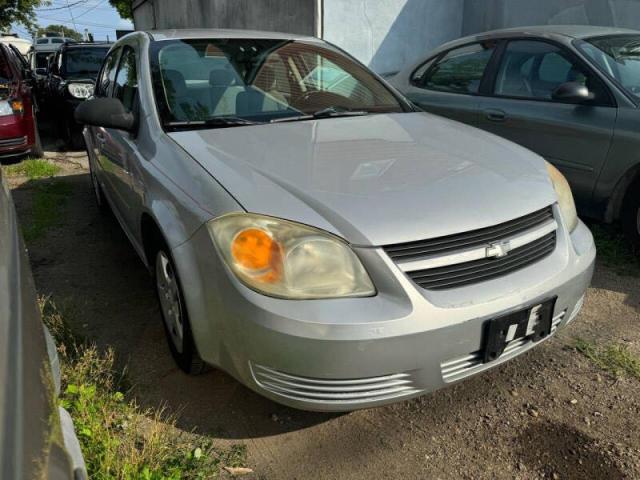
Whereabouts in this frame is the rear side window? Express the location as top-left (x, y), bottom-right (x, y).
top-left (422, 43), bottom-right (496, 94)
top-left (113, 46), bottom-right (138, 113)
top-left (96, 48), bottom-right (120, 97)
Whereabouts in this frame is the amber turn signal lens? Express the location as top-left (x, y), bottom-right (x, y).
top-left (231, 228), bottom-right (278, 271)
top-left (10, 99), bottom-right (24, 114)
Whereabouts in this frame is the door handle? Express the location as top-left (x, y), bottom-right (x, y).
top-left (484, 109), bottom-right (506, 122)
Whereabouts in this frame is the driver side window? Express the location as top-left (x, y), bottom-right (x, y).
top-left (494, 40), bottom-right (608, 103)
top-left (95, 48), bottom-right (120, 98)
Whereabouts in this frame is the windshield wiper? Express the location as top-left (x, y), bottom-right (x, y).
top-left (167, 116), bottom-right (263, 130)
top-left (270, 106), bottom-right (370, 124)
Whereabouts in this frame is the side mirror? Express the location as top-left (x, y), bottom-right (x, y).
top-left (35, 68), bottom-right (47, 76)
top-left (551, 82), bottom-right (595, 103)
top-left (75, 97), bottom-right (137, 132)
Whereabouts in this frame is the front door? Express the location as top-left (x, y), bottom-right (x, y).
top-left (477, 39), bottom-right (617, 212)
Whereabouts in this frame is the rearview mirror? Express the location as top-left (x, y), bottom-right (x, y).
top-left (551, 82), bottom-right (595, 103)
top-left (74, 97), bottom-right (137, 132)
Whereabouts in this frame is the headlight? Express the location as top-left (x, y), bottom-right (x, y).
top-left (67, 83), bottom-right (94, 99)
top-left (0, 100), bottom-right (13, 116)
top-left (207, 213), bottom-right (376, 299)
top-left (546, 161), bottom-right (578, 232)
top-left (0, 99), bottom-right (24, 116)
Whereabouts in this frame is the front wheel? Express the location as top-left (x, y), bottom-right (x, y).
top-left (622, 185), bottom-right (640, 252)
top-left (154, 245), bottom-right (207, 375)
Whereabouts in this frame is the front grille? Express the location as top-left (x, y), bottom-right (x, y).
top-left (384, 206), bottom-right (554, 261)
top-left (384, 206), bottom-right (557, 290)
top-left (409, 232), bottom-right (556, 290)
top-left (0, 136), bottom-right (27, 147)
top-left (250, 364), bottom-right (419, 405)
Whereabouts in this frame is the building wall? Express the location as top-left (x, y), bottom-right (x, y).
top-left (132, 0), bottom-right (319, 36)
top-left (322, 0), bottom-right (464, 75)
top-left (462, 0), bottom-right (640, 35)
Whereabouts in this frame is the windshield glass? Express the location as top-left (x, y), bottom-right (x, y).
top-left (64, 47), bottom-right (109, 76)
top-left (150, 39), bottom-right (404, 128)
top-left (578, 35), bottom-right (640, 100)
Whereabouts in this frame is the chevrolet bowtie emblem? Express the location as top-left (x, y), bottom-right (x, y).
top-left (486, 241), bottom-right (512, 258)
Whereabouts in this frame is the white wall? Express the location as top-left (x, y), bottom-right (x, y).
top-left (323, 0), bottom-right (464, 74)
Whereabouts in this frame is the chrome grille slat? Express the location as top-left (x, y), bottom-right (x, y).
top-left (0, 135), bottom-right (27, 147)
top-left (410, 233), bottom-right (556, 290)
top-left (409, 233), bottom-right (556, 281)
top-left (383, 206), bottom-right (557, 290)
top-left (384, 207), bottom-right (554, 260)
top-left (251, 363), bottom-right (419, 404)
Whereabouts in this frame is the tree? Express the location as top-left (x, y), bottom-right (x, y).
top-left (109, 0), bottom-right (133, 20)
top-left (0, 0), bottom-right (49, 31)
top-left (36, 24), bottom-right (83, 40)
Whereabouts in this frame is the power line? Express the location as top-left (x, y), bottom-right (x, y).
top-left (37, 0), bottom-right (89, 11)
top-left (75, 0), bottom-right (109, 19)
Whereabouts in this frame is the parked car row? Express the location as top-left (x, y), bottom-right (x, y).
top-left (75, 28), bottom-right (595, 412)
top-left (0, 38), bottom-right (111, 160)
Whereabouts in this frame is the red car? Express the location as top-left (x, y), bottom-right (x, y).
top-left (0, 42), bottom-right (43, 159)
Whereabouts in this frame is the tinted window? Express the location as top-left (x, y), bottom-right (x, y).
top-left (423, 43), bottom-right (495, 94)
top-left (578, 35), bottom-right (640, 100)
top-left (36, 39), bottom-right (48, 45)
top-left (35, 52), bottom-right (50, 69)
top-left (151, 39), bottom-right (404, 126)
top-left (113, 47), bottom-right (137, 113)
top-left (495, 40), bottom-right (606, 102)
top-left (63, 47), bottom-right (110, 75)
top-left (0, 49), bottom-right (13, 85)
top-left (96, 49), bottom-right (119, 97)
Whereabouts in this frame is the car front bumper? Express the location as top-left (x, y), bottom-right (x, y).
top-left (0, 112), bottom-right (35, 157)
top-left (173, 211), bottom-right (595, 412)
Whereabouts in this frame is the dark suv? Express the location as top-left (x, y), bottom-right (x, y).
top-left (45, 42), bottom-right (111, 149)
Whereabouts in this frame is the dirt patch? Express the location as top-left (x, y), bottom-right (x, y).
top-left (6, 150), bottom-right (640, 479)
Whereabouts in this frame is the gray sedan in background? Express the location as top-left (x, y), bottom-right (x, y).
top-left (391, 26), bottom-right (640, 248)
top-left (76, 29), bottom-right (594, 411)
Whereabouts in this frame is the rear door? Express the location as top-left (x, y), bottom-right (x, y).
top-left (401, 41), bottom-right (498, 126)
top-left (477, 39), bottom-right (617, 211)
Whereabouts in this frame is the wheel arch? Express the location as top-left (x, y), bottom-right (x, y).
top-left (605, 163), bottom-right (640, 223)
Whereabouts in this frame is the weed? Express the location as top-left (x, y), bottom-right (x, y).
top-left (575, 338), bottom-right (640, 380)
top-left (41, 298), bottom-right (248, 479)
top-left (589, 223), bottom-right (640, 276)
top-left (22, 180), bottom-right (72, 242)
top-left (4, 159), bottom-right (61, 179)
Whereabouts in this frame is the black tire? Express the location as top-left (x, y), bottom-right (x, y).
top-left (621, 183), bottom-right (640, 252)
top-left (30, 111), bottom-right (44, 158)
top-left (152, 239), bottom-right (207, 375)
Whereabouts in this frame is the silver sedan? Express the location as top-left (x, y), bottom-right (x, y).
top-left (76, 29), bottom-right (595, 412)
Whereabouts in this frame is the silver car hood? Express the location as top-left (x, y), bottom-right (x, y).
top-left (169, 112), bottom-right (557, 246)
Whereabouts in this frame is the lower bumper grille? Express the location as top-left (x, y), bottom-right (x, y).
top-left (0, 135), bottom-right (27, 148)
top-left (250, 363), bottom-right (419, 405)
top-left (440, 310), bottom-right (566, 383)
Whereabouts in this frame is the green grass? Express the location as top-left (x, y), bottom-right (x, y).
top-left (590, 223), bottom-right (640, 276)
top-left (41, 298), bottom-right (248, 479)
top-left (4, 159), bottom-right (61, 179)
top-left (575, 338), bottom-right (640, 381)
top-left (22, 181), bottom-right (72, 242)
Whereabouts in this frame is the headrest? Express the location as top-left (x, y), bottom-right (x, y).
top-left (163, 69), bottom-right (187, 96)
top-left (210, 68), bottom-right (239, 87)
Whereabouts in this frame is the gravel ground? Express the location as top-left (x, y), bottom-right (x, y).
top-left (5, 150), bottom-right (640, 480)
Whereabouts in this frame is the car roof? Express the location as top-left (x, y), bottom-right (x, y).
top-left (146, 28), bottom-right (319, 42)
top-left (435, 25), bottom-right (639, 53)
top-left (62, 42), bottom-right (113, 49)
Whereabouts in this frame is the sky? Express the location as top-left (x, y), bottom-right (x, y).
top-left (12, 0), bottom-right (134, 42)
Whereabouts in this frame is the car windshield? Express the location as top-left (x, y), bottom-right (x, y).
top-left (150, 38), bottom-right (404, 128)
top-left (64, 47), bottom-right (110, 75)
top-left (577, 35), bottom-right (640, 100)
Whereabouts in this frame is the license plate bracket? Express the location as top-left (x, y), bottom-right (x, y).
top-left (482, 298), bottom-right (556, 363)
